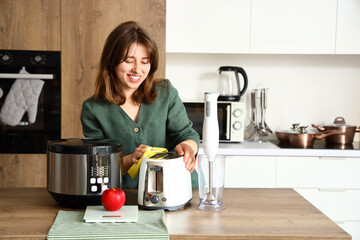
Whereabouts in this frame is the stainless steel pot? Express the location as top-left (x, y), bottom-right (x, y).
top-left (312, 117), bottom-right (360, 145)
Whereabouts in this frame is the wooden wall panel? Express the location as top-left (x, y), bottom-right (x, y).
top-left (0, 0), bottom-right (60, 50)
top-left (0, 154), bottom-right (46, 187)
top-left (61, 0), bottom-right (166, 138)
top-left (0, 0), bottom-right (60, 187)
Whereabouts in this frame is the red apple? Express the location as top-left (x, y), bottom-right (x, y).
top-left (101, 188), bottom-right (126, 211)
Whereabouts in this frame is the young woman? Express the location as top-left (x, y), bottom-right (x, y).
top-left (81, 21), bottom-right (200, 188)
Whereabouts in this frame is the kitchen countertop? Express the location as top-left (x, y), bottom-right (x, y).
top-left (0, 188), bottom-right (350, 240)
top-left (199, 140), bottom-right (360, 158)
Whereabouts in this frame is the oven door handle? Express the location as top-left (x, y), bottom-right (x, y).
top-left (0, 73), bottom-right (54, 80)
top-left (225, 105), bottom-right (231, 140)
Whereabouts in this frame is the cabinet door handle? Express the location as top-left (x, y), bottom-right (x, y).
top-left (319, 157), bottom-right (346, 161)
top-left (334, 220), bottom-right (346, 224)
top-left (318, 188), bottom-right (346, 192)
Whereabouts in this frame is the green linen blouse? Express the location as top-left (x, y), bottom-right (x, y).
top-left (81, 80), bottom-right (200, 188)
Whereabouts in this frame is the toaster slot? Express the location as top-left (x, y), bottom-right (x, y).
top-left (148, 166), bottom-right (163, 193)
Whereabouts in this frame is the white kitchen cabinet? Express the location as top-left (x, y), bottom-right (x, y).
top-left (277, 156), bottom-right (360, 240)
top-left (337, 221), bottom-right (360, 240)
top-left (295, 188), bottom-right (360, 221)
top-left (250, 0), bottom-right (337, 54)
top-left (224, 156), bottom-right (276, 188)
top-left (277, 156), bottom-right (360, 189)
top-left (167, 0), bottom-right (360, 55)
top-left (166, 0), bottom-right (251, 53)
top-left (336, 0), bottom-right (360, 54)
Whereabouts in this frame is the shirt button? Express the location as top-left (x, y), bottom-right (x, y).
top-left (134, 127), bottom-right (139, 133)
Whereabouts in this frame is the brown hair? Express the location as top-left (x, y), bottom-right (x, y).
top-left (94, 21), bottom-right (162, 104)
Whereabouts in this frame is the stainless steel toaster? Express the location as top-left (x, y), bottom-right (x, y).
top-left (137, 152), bottom-right (192, 211)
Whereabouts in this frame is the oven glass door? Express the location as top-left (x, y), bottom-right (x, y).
top-left (0, 50), bottom-right (61, 153)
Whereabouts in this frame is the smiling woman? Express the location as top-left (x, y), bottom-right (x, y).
top-left (115, 43), bottom-right (151, 98)
top-left (93, 21), bottom-right (159, 106)
top-left (114, 43), bottom-right (152, 122)
top-left (80, 21), bottom-right (200, 189)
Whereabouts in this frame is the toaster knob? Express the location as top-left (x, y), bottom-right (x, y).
top-left (151, 195), bottom-right (159, 204)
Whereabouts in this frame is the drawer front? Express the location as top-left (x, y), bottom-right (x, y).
top-left (277, 156), bottom-right (360, 189)
top-left (225, 156), bottom-right (276, 188)
top-left (295, 188), bottom-right (360, 221)
top-left (337, 221), bottom-right (360, 240)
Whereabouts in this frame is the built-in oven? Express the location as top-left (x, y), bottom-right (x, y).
top-left (0, 50), bottom-right (61, 153)
top-left (184, 101), bottom-right (246, 142)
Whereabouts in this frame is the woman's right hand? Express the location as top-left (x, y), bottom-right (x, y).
top-left (130, 144), bottom-right (149, 164)
top-left (123, 144), bottom-right (149, 174)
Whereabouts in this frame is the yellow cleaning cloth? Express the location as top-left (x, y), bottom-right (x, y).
top-left (127, 147), bottom-right (167, 178)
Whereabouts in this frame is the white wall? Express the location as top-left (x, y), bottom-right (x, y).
top-left (166, 53), bottom-right (360, 140)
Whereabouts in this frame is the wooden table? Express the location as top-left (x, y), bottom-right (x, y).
top-left (0, 188), bottom-right (351, 239)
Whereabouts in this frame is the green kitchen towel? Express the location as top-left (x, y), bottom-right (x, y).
top-left (47, 210), bottom-right (169, 240)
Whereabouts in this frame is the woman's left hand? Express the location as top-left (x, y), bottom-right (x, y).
top-left (175, 140), bottom-right (197, 173)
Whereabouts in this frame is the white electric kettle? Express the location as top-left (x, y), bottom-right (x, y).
top-left (137, 152), bottom-right (192, 211)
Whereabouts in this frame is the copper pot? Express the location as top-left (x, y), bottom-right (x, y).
top-left (276, 126), bottom-right (344, 148)
top-left (275, 123), bottom-right (300, 145)
top-left (312, 117), bottom-right (360, 145)
top-left (275, 131), bottom-right (291, 145)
